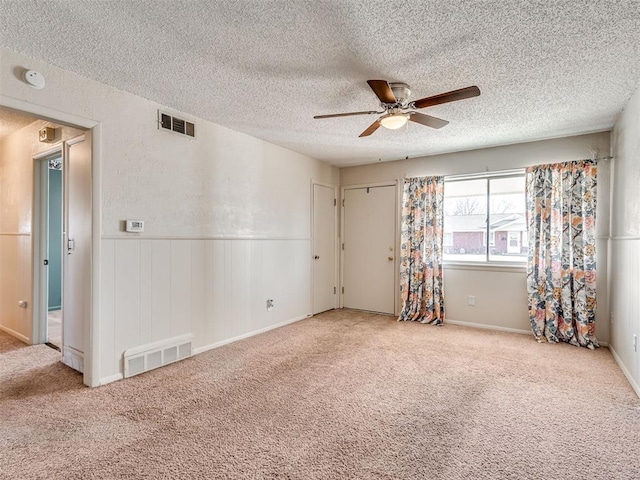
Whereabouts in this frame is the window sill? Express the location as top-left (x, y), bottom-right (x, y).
top-left (443, 261), bottom-right (527, 273)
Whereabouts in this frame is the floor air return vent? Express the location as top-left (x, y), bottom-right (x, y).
top-left (123, 334), bottom-right (192, 378)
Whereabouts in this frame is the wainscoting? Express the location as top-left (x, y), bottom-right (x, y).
top-left (609, 237), bottom-right (640, 397)
top-left (0, 233), bottom-right (32, 342)
top-left (99, 237), bottom-right (312, 383)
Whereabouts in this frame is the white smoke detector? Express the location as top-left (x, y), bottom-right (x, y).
top-left (23, 70), bottom-right (45, 89)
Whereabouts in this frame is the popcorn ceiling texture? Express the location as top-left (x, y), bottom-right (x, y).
top-left (1, 1), bottom-right (639, 165)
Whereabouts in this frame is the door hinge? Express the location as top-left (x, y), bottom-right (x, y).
top-left (342, 199), bottom-right (345, 207)
top-left (342, 286), bottom-right (344, 294)
top-left (334, 198), bottom-right (336, 206)
top-left (334, 286), bottom-right (336, 294)
top-left (342, 243), bottom-right (344, 250)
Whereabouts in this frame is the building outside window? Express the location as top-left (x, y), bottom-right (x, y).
top-left (443, 171), bottom-right (527, 263)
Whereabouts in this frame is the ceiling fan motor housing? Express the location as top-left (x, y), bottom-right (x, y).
top-left (388, 82), bottom-right (411, 106)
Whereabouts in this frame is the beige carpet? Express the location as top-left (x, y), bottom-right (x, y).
top-left (1, 309), bottom-right (639, 479)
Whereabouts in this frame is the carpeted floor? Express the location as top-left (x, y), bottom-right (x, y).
top-left (1, 309), bottom-right (639, 479)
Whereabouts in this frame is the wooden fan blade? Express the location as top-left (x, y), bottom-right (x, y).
top-left (367, 80), bottom-right (396, 103)
top-left (359, 120), bottom-right (381, 137)
top-left (314, 110), bottom-right (379, 119)
top-left (409, 112), bottom-right (449, 129)
top-left (413, 86), bottom-right (480, 109)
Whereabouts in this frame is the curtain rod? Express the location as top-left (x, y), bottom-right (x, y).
top-left (443, 156), bottom-right (613, 181)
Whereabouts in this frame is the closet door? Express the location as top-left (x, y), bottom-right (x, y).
top-left (343, 185), bottom-right (396, 314)
top-left (312, 183), bottom-right (337, 314)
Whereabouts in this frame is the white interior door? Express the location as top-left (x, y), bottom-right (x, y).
top-left (62, 134), bottom-right (91, 372)
top-left (343, 185), bottom-right (396, 314)
top-left (312, 183), bottom-right (337, 314)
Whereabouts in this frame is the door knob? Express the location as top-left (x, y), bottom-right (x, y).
top-left (314, 255), bottom-right (320, 260)
top-left (388, 256), bottom-right (394, 261)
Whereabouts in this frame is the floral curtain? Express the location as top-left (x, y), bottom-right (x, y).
top-left (525, 160), bottom-right (598, 349)
top-left (399, 176), bottom-right (445, 325)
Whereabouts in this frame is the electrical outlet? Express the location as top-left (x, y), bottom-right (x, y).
top-left (266, 299), bottom-right (274, 311)
top-left (468, 295), bottom-right (476, 306)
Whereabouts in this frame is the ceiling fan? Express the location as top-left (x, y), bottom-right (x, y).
top-left (314, 80), bottom-right (480, 137)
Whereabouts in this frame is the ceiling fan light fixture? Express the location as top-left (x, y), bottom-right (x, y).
top-left (379, 112), bottom-right (408, 130)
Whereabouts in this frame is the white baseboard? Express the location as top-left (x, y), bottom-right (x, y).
top-left (608, 345), bottom-right (640, 399)
top-left (0, 324), bottom-right (31, 344)
top-left (62, 346), bottom-right (84, 373)
top-left (97, 315), bottom-right (310, 387)
top-left (445, 319), bottom-right (610, 347)
top-left (193, 313), bottom-right (311, 355)
top-left (99, 373), bottom-right (124, 386)
top-left (446, 319), bottom-right (532, 336)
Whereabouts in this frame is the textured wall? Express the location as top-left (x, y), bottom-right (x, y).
top-left (341, 132), bottom-right (612, 343)
top-left (1, 48), bottom-right (338, 384)
top-left (340, 132), bottom-right (612, 185)
top-left (610, 85), bottom-right (640, 396)
top-left (0, 48), bottom-right (339, 237)
top-left (611, 90), bottom-right (640, 238)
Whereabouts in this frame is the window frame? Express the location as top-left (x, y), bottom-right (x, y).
top-left (444, 232), bottom-right (453, 247)
top-left (443, 169), bottom-right (527, 268)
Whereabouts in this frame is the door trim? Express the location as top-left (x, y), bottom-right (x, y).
top-left (311, 180), bottom-right (338, 314)
top-left (2, 94), bottom-right (101, 388)
top-left (340, 181), bottom-right (400, 315)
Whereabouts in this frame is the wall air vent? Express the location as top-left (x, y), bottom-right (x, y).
top-left (123, 334), bottom-right (192, 378)
top-left (158, 111), bottom-right (195, 138)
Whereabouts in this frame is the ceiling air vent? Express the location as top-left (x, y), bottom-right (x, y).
top-left (158, 111), bottom-right (195, 138)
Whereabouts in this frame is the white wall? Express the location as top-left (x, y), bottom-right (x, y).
top-left (0, 47), bottom-right (338, 385)
top-left (100, 238), bottom-right (311, 379)
top-left (341, 132), bottom-right (612, 342)
top-left (610, 84), bottom-right (640, 396)
top-left (0, 119), bottom-right (83, 342)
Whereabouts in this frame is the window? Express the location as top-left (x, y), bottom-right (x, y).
top-left (482, 231), bottom-right (495, 247)
top-left (444, 232), bottom-right (453, 247)
top-left (443, 171), bottom-right (526, 263)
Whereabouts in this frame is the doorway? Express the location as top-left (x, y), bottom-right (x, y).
top-left (342, 184), bottom-right (397, 315)
top-left (46, 154), bottom-right (63, 349)
top-left (32, 134), bottom-right (92, 373)
top-left (312, 182), bottom-right (338, 315)
top-left (507, 231), bottom-right (520, 254)
top-left (0, 100), bottom-right (98, 387)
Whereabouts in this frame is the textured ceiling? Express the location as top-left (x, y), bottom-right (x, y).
top-left (1, 1), bottom-right (639, 166)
